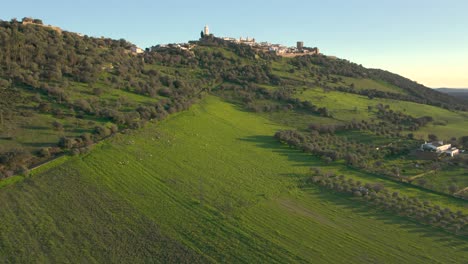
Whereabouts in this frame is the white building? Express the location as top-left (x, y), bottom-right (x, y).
top-left (222, 37), bottom-right (238, 42)
top-left (130, 46), bottom-right (144, 54)
top-left (421, 141), bottom-right (457, 155)
top-left (239, 37), bottom-right (255, 43)
top-left (445, 148), bottom-right (460, 157)
top-left (204, 25), bottom-right (209, 36)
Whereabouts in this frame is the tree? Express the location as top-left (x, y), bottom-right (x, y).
top-left (322, 156), bottom-right (332, 164)
top-left (74, 99), bottom-right (93, 113)
top-left (19, 165), bottom-right (30, 176)
top-left (448, 184), bottom-right (458, 194)
top-left (38, 148), bottom-right (50, 158)
top-left (200, 30), bottom-right (204, 39)
top-left (93, 87), bottom-right (104, 96)
top-left (460, 136), bottom-right (468, 148)
top-left (81, 133), bottom-right (93, 146)
top-left (95, 125), bottom-right (111, 138)
top-left (430, 162), bottom-right (441, 174)
top-left (58, 137), bottom-right (75, 149)
top-left (52, 121), bottom-right (64, 131)
top-left (372, 183), bottom-right (385, 193)
top-left (109, 124), bottom-right (118, 134)
top-left (344, 153), bottom-right (358, 166)
top-left (38, 102), bottom-right (51, 113)
top-left (353, 191), bottom-right (362, 197)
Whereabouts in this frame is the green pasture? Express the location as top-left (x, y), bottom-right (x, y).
top-left (0, 96), bottom-right (466, 262)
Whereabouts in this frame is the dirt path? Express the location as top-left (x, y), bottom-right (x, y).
top-left (407, 170), bottom-right (435, 182)
top-left (454, 187), bottom-right (468, 197)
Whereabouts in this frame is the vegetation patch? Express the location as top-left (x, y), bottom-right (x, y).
top-left (0, 97), bottom-right (466, 262)
top-left (308, 168), bottom-right (467, 236)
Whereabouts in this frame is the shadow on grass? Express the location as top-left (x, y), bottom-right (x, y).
top-left (16, 105), bottom-right (36, 111)
top-left (21, 125), bottom-right (49, 130)
top-left (238, 135), bottom-right (317, 168)
top-left (238, 134), bottom-right (468, 249)
top-left (309, 187), bottom-right (468, 249)
top-left (241, 134), bottom-right (468, 207)
top-left (72, 128), bottom-right (93, 134)
top-left (22, 142), bottom-right (56, 148)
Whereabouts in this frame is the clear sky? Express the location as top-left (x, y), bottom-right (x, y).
top-left (1, 0), bottom-right (467, 88)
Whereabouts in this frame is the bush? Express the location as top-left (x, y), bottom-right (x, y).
top-left (353, 191), bottom-right (362, 197)
top-left (58, 137), bottom-right (75, 149)
top-left (38, 148), bottom-right (50, 158)
top-left (19, 165), bottom-right (29, 176)
top-left (109, 124), bottom-right (119, 134)
top-left (95, 126), bottom-right (111, 138)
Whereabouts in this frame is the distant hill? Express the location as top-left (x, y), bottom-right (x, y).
top-left (436, 88), bottom-right (468, 101)
top-left (437, 88), bottom-right (468, 92)
top-left (437, 88), bottom-right (468, 93)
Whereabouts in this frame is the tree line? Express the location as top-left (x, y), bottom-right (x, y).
top-left (309, 169), bottom-right (467, 236)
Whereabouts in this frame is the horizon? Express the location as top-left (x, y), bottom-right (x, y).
top-left (1, 0), bottom-right (468, 88)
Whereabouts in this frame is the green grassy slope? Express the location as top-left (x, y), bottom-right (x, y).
top-left (340, 76), bottom-right (407, 94)
top-left (0, 96), bottom-right (466, 262)
top-left (295, 88), bottom-right (468, 138)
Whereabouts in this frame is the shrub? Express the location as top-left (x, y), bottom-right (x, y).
top-left (38, 148), bottom-right (50, 158)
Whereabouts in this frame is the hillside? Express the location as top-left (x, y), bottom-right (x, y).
top-left (1, 19), bottom-right (467, 177)
top-left (0, 18), bottom-right (467, 262)
top-left (0, 97), bottom-right (466, 262)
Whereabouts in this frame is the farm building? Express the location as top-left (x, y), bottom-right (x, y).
top-left (445, 147), bottom-right (460, 157)
top-left (130, 46), bottom-right (144, 54)
top-left (421, 141), bottom-right (452, 152)
top-left (420, 141), bottom-right (460, 157)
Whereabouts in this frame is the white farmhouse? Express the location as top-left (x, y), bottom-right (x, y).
top-left (130, 46), bottom-right (144, 54)
top-left (421, 141), bottom-right (460, 157)
top-left (421, 141), bottom-right (452, 153)
top-left (445, 148), bottom-right (460, 157)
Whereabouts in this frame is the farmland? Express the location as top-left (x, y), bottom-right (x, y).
top-left (0, 96), bottom-right (466, 262)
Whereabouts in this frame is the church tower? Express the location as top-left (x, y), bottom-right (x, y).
top-left (203, 25), bottom-right (210, 36)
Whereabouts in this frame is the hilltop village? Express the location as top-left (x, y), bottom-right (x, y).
top-left (18, 19), bottom-right (319, 58)
top-left (205, 25), bottom-right (320, 57)
top-left (151, 25), bottom-right (320, 57)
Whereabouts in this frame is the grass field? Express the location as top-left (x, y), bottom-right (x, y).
top-left (270, 58), bottom-right (407, 96)
top-left (295, 88), bottom-right (468, 139)
top-left (416, 165), bottom-right (468, 193)
top-left (0, 96), bottom-right (466, 262)
top-left (340, 76), bottom-right (407, 95)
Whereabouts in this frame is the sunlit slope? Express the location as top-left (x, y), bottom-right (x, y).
top-left (0, 97), bottom-right (466, 263)
top-left (295, 88), bottom-right (468, 138)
